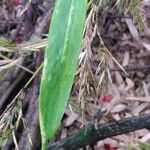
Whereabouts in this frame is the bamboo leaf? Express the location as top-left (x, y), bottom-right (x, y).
top-left (39, 0), bottom-right (87, 149)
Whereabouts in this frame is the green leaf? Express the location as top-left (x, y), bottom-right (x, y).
top-left (39, 0), bottom-right (87, 149)
top-left (140, 142), bottom-right (150, 150)
top-left (0, 38), bottom-right (12, 46)
top-left (0, 129), bottom-right (12, 147)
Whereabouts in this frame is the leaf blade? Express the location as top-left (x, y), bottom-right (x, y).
top-left (39, 0), bottom-right (87, 147)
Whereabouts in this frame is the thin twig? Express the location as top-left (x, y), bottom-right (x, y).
top-left (111, 64), bottom-right (150, 72)
top-left (47, 114), bottom-right (150, 150)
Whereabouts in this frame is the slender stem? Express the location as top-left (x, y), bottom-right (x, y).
top-left (42, 141), bottom-right (47, 150)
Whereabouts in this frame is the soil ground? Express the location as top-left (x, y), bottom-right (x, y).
top-left (0, 0), bottom-right (150, 150)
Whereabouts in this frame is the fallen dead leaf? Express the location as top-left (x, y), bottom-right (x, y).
top-left (125, 18), bottom-right (139, 41)
top-left (122, 51), bottom-right (130, 67)
top-left (65, 112), bottom-right (79, 127)
top-left (111, 104), bottom-right (126, 113)
top-left (142, 42), bottom-right (150, 52)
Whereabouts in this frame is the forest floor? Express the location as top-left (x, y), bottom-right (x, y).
top-left (0, 0), bottom-right (150, 150)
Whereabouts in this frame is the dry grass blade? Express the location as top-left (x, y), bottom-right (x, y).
top-left (18, 39), bottom-right (47, 51)
top-left (0, 46), bottom-right (14, 52)
top-left (12, 131), bottom-right (19, 150)
top-left (0, 59), bottom-right (15, 65)
top-left (0, 58), bottom-right (22, 71)
top-left (0, 54), bottom-right (34, 74)
top-left (126, 96), bottom-right (150, 102)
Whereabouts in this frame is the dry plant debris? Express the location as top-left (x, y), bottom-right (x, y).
top-left (0, 0), bottom-right (150, 149)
